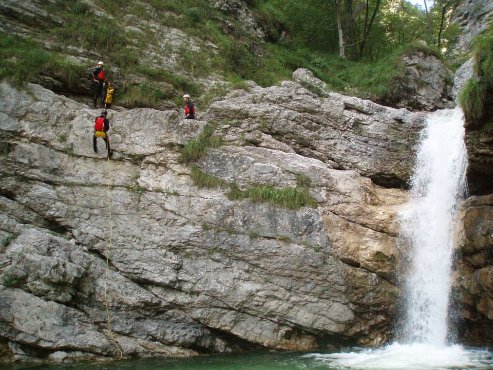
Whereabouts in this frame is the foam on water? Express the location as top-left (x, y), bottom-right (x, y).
top-left (304, 343), bottom-right (493, 369)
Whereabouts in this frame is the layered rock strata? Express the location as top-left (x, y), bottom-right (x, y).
top-left (0, 79), bottom-right (419, 362)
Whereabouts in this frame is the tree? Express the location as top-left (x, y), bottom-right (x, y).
top-left (433, 0), bottom-right (461, 50)
top-left (359, 0), bottom-right (382, 58)
top-left (423, 0), bottom-right (436, 45)
top-left (334, 0), bottom-right (346, 58)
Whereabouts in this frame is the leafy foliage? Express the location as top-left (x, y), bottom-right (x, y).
top-left (2, 0), bottom-right (464, 108)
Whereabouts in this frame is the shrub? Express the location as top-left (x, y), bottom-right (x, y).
top-left (473, 29), bottom-right (493, 86)
top-left (185, 7), bottom-right (202, 23)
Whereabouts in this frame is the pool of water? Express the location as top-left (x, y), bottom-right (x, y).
top-left (3, 345), bottom-right (493, 370)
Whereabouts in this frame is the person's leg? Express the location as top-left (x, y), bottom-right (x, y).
top-left (95, 83), bottom-right (103, 107)
top-left (92, 85), bottom-right (98, 107)
top-left (104, 136), bottom-right (112, 158)
top-left (93, 135), bottom-right (98, 153)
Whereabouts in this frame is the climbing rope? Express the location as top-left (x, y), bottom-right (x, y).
top-left (102, 145), bottom-right (123, 360)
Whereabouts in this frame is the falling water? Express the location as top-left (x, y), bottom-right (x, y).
top-left (304, 108), bottom-right (493, 369)
top-left (399, 107), bottom-right (467, 345)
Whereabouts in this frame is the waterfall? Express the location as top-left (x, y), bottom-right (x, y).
top-left (306, 108), bottom-right (493, 368)
top-left (399, 107), bottom-right (467, 345)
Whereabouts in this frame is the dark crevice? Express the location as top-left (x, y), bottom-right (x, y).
top-left (340, 257), bottom-right (361, 268)
top-left (339, 256), bottom-right (396, 285)
top-left (370, 174), bottom-right (409, 189)
top-left (42, 217), bottom-right (71, 235)
top-left (0, 188), bottom-right (17, 201)
top-left (199, 327), bottom-right (267, 353)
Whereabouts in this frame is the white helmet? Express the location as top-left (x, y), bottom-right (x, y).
top-left (183, 94), bottom-right (190, 98)
top-left (98, 61), bottom-right (103, 66)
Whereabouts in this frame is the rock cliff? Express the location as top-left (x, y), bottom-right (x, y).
top-left (1, 0), bottom-right (493, 364)
top-left (451, 0), bottom-right (493, 347)
top-left (0, 77), bottom-right (419, 362)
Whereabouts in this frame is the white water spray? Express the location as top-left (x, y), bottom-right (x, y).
top-left (305, 108), bottom-right (493, 368)
top-left (399, 107), bottom-right (467, 345)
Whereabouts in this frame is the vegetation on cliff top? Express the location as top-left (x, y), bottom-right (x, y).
top-left (0, 0), bottom-right (463, 110)
top-left (459, 25), bottom-right (493, 129)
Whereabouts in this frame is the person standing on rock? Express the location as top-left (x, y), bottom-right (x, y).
top-left (93, 110), bottom-right (113, 158)
top-left (183, 94), bottom-right (196, 119)
top-left (92, 61), bottom-right (106, 108)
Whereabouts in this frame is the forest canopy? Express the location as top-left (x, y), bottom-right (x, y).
top-left (253, 0), bottom-right (461, 61)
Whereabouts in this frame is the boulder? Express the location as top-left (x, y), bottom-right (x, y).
top-left (382, 49), bottom-right (455, 111)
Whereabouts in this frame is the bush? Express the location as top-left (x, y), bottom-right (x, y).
top-left (473, 29), bottom-right (493, 86)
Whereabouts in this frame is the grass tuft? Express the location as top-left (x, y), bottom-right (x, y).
top-left (117, 83), bottom-right (171, 109)
top-left (458, 80), bottom-right (485, 123)
top-left (0, 34), bottom-right (86, 88)
top-left (227, 182), bottom-right (317, 210)
top-left (190, 165), bottom-right (228, 188)
top-left (179, 124), bottom-right (222, 164)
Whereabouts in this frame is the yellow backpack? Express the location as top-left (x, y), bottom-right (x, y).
top-left (105, 87), bottom-right (114, 104)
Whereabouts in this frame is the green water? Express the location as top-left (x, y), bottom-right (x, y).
top-left (1, 352), bottom-right (331, 370)
top-left (3, 347), bottom-right (493, 369)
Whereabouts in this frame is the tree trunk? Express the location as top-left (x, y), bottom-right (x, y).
top-left (437, 4), bottom-right (447, 50)
top-left (359, 0), bottom-right (381, 59)
top-left (423, 0), bottom-right (436, 46)
top-left (335, 0), bottom-right (346, 59)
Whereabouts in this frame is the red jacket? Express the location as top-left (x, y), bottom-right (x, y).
top-left (92, 67), bottom-right (105, 82)
top-left (185, 101), bottom-right (195, 119)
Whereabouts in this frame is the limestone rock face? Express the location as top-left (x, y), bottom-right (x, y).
top-left (451, 58), bottom-right (475, 101)
top-left (208, 68), bottom-right (424, 188)
top-left (0, 0), bottom-right (63, 37)
top-left (451, 0), bottom-right (493, 55)
top-left (455, 195), bottom-right (493, 346)
top-left (211, 0), bottom-right (265, 40)
top-left (465, 124), bottom-right (493, 196)
top-left (0, 79), bottom-right (414, 362)
top-left (382, 50), bottom-right (455, 111)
